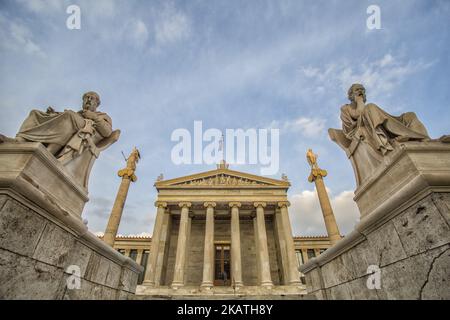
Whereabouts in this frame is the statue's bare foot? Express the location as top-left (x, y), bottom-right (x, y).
top-left (439, 135), bottom-right (450, 143)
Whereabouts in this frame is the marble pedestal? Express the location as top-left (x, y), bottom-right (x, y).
top-left (0, 142), bottom-right (143, 299)
top-left (300, 141), bottom-right (450, 300)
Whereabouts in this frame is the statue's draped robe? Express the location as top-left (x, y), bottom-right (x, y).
top-left (16, 109), bottom-right (112, 156)
top-left (340, 103), bottom-right (429, 154)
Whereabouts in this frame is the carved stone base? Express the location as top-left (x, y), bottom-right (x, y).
top-left (299, 142), bottom-right (450, 299)
top-left (354, 141), bottom-right (450, 219)
top-left (0, 142), bottom-right (88, 219)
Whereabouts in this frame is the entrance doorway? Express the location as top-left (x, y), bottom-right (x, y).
top-left (214, 244), bottom-right (231, 286)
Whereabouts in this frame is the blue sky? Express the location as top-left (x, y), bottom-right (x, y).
top-left (1, 0), bottom-right (449, 236)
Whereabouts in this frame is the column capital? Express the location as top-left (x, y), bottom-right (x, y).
top-left (308, 168), bottom-right (328, 182)
top-left (229, 202), bottom-right (242, 208)
top-left (203, 202), bottom-right (217, 208)
top-left (154, 201), bottom-right (168, 208)
top-left (254, 202), bottom-right (267, 208)
top-left (178, 202), bottom-right (192, 208)
top-left (118, 168), bottom-right (137, 182)
top-left (277, 201), bottom-right (291, 208)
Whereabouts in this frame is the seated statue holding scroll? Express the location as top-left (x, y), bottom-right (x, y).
top-left (341, 83), bottom-right (430, 155)
top-left (1, 91), bottom-right (120, 188)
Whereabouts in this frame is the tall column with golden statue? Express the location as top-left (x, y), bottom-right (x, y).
top-left (103, 147), bottom-right (140, 246)
top-left (306, 149), bottom-right (341, 245)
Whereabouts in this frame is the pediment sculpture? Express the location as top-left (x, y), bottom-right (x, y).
top-left (174, 174), bottom-right (270, 186)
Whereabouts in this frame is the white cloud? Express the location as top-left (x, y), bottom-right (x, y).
top-left (299, 54), bottom-right (434, 99)
top-left (17, 0), bottom-right (117, 18)
top-left (125, 19), bottom-right (149, 46)
top-left (154, 3), bottom-right (191, 46)
top-left (0, 14), bottom-right (46, 58)
top-left (289, 187), bottom-right (360, 236)
top-left (16, 0), bottom-right (64, 13)
top-left (270, 117), bottom-right (326, 138)
top-left (377, 53), bottom-right (394, 67)
top-left (82, 0), bottom-right (117, 18)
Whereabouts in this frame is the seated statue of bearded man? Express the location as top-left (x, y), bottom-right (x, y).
top-left (13, 91), bottom-right (112, 160)
top-left (0, 91), bottom-right (119, 188)
top-left (341, 84), bottom-right (430, 155)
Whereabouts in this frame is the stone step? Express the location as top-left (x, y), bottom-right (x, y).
top-left (131, 294), bottom-right (315, 300)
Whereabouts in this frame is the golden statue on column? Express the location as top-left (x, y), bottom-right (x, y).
top-left (104, 147), bottom-right (141, 246)
top-left (306, 149), bottom-right (341, 245)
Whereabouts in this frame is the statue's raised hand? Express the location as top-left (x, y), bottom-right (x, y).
top-left (81, 110), bottom-right (99, 121)
top-left (46, 106), bottom-right (56, 114)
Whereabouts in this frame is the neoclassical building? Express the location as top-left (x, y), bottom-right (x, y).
top-left (107, 235), bottom-right (332, 287)
top-left (119, 161), bottom-right (330, 295)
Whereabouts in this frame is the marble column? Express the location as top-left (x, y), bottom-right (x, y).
top-left (143, 201), bottom-right (167, 286)
top-left (103, 148), bottom-right (139, 247)
top-left (301, 249), bottom-right (308, 265)
top-left (201, 202), bottom-right (216, 288)
top-left (273, 209), bottom-right (289, 283)
top-left (307, 150), bottom-right (341, 245)
top-left (136, 249), bottom-right (143, 265)
top-left (229, 202), bottom-right (243, 287)
top-left (278, 201), bottom-right (301, 284)
top-left (171, 202), bottom-right (191, 288)
top-left (254, 202), bottom-right (273, 287)
top-left (314, 176), bottom-right (341, 245)
top-left (103, 178), bottom-right (132, 246)
top-left (154, 208), bottom-right (172, 286)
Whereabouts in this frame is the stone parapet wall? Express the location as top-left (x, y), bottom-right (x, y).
top-left (301, 192), bottom-right (450, 299)
top-left (0, 193), bottom-right (142, 299)
top-left (300, 141), bottom-right (450, 300)
top-left (0, 143), bottom-right (142, 299)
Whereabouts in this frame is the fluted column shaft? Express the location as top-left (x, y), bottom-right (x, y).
top-left (171, 202), bottom-right (191, 288)
top-left (278, 201), bottom-right (301, 284)
top-left (229, 202), bottom-right (243, 287)
top-left (315, 176), bottom-right (341, 245)
top-left (103, 177), bottom-right (132, 246)
top-left (104, 148), bottom-right (139, 247)
top-left (201, 202), bottom-right (216, 288)
top-left (143, 201), bottom-right (167, 285)
top-left (254, 202), bottom-right (273, 287)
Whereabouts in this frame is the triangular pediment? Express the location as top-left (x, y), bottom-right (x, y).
top-left (155, 168), bottom-right (290, 189)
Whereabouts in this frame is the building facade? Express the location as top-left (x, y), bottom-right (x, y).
top-left (104, 163), bottom-right (334, 295)
top-left (109, 235), bottom-right (332, 287)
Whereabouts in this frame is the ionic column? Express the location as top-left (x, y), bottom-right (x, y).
top-left (229, 202), bottom-right (243, 287)
top-left (136, 249), bottom-right (143, 265)
top-left (278, 201), bottom-right (301, 284)
top-left (307, 149), bottom-right (341, 245)
top-left (103, 148), bottom-right (140, 247)
top-left (171, 202), bottom-right (192, 288)
top-left (154, 208), bottom-right (172, 286)
top-left (301, 249), bottom-right (308, 264)
top-left (143, 201), bottom-right (167, 286)
top-left (201, 202), bottom-right (216, 288)
top-left (254, 202), bottom-right (273, 287)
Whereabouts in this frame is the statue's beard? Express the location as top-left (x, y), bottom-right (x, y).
top-left (83, 102), bottom-right (96, 111)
